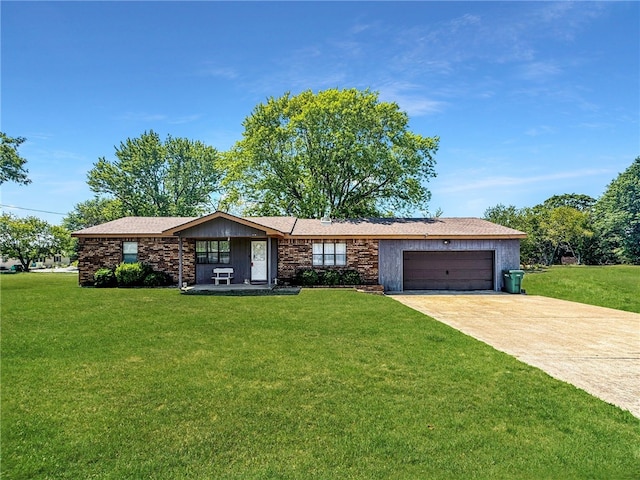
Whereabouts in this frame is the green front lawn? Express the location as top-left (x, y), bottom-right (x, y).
top-left (2, 274), bottom-right (638, 479)
top-left (522, 265), bottom-right (640, 313)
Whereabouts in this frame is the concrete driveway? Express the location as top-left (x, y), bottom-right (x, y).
top-left (390, 293), bottom-right (640, 418)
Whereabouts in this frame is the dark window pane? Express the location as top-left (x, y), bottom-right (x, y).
top-left (195, 239), bottom-right (234, 264)
top-left (123, 253), bottom-right (138, 264)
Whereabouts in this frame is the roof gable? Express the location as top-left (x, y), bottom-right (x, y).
top-left (161, 211), bottom-right (288, 237)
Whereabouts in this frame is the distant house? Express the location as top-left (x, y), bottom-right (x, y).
top-left (1, 254), bottom-right (71, 271)
top-left (71, 211), bottom-right (525, 292)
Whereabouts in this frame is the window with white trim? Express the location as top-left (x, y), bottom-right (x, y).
top-left (123, 242), bottom-right (138, 264)
top-left (313, 242), bottom-right (346, 266)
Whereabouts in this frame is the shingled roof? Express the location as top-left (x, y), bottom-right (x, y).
top-left (286, 217), bottom-right (525, 238)
top-left (73, 212), bottom-right (525, 239)
top-left (72, 217), bottom-right (198, 236)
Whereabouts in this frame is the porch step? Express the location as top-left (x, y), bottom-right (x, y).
top-left (180, 285), bottom-right (301, 296)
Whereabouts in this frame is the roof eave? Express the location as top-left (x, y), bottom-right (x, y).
top-left (71, 232), bottom-right (175, 238)
top-left (283, 234), bottom-right (527, 240)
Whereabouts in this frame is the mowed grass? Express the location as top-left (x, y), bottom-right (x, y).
top-left (523, 265), bottom-right (640, 313)
top-left (2, 274), bottom-right (638, 479)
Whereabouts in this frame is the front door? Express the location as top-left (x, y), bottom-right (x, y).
top-left (251, 240), bottom-right (267, 282)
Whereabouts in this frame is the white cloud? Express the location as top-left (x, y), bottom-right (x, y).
top-left (525, 125), bottom-right (555, 137)
top-left (119, 112), bottom-right (168, 122)
top-left (117, 112), bottom-right (202, 125)
top-left (167, 114), bottom-right (203, 125)
top-left (197, 63), bottom-right (238, 80)
top-left (378, 82), bottom-right (447, 116)
top-left (349, 22), bottom-right (377, 35)
top-left (383, 92), bottom-right (446, 116)
top-left (518, 62), bottom-right (562, 81)
top-left (242, 2), bottom-right (609, 114)
top-left (23, 132), bottom-right (54, 141)
top-left (435, 168), bottom-right (612, 194)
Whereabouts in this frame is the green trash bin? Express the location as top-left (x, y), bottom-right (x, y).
top-left (503, 269), bottom-right (525, 294)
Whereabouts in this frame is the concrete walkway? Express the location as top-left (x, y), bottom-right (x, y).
top-left (390, 293), bottom-right (640, 418)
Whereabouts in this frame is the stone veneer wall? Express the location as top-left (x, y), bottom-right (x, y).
top-left (277, 238), bottom-right (379, 284)
top-left (77, 237), bottom-right (196, 286)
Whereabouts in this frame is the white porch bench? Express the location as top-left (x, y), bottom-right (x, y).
top-left (212, 267), bottom-right (234, 285)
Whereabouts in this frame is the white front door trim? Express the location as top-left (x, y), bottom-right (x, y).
top-left (251, 240), bottom-right (268, 282)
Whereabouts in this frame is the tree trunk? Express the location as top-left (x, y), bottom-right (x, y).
top-left (18, 256), bottom-right (30, 272)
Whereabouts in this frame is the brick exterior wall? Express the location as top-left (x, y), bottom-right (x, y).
top-left (77, 237), bottom-right (196, 286)
top-left (277, 238), bottom-right (379, 285)
top-left (346, 239), bottom-right (380, 284)
top-left (78, 235), bottom-right (380, 287)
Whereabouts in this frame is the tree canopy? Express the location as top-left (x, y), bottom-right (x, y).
top-left (0, 132), bottom-right (30, 186)
top-left (484, 198), bottom-right (594, 266)
top-left (0, 214), bottom-right (71, 271)
top-left (221, 88), bottom-right (439, 218)
top-left (87, 131), bottom-right (220, 217)
top-left (541, 193), bottom-right (596, 212)
top-left (593, 157), bottom-right (640, 264)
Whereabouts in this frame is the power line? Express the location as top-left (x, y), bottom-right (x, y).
top-left (0, 204), bottom-right (66, 216)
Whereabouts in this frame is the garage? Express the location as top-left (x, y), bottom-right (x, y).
top-left (403, 250), bottom-right (494, 290)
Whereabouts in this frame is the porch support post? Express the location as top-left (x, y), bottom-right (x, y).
top-left (178, 236), bottom-right (183, 287)
top-left (267, 236), bottom-right (272, 286)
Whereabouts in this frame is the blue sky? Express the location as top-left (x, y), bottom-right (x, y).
top-left (2, 1), bottom-right (638, 225)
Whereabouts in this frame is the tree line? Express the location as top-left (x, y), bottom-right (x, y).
top-left (484, 158), bottom-right (640, 266)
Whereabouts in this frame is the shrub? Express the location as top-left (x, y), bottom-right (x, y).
top-left (115, 262), bottom-right (151, 287)
top-left (322, 270), bottom-right (341, 285)
top-left (94, 267), bottom-right (117, 288)
top-left (297, 269), bottom-right (320, 286)
top-left (341, 270), bottom-right (362, 285)
top-left (143, 271), bottom-right (172, 287)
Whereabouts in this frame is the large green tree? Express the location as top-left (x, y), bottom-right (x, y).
top-left (484, 199), bottom-right (595, 266)
top-left (544, 206), bottom-right (593, 264)
top-left (0, 214), bottom-right (71, 272)
top-left (87, 131), bottom-right (220, 216)
top-left (484, 204), bottom-right (547, 265)
top-left (0, 132), bottom-right (30, 186)
top-left (593, 157), bottom-right (640, 264)
top-left (222, 88), bottom-right (439, 218)
top-left (482, 204), bottom-right (524, 230)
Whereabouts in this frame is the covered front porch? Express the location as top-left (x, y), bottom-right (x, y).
top-left (189, 236), bottom-right (277, 286)
top-left (162, 212), bottom-right (285, 287)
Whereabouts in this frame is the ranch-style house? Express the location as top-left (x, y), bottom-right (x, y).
top-left (72, 211), bottom-right (526, 292)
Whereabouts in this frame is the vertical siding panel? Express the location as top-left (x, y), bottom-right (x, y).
top-left (379, 239), bottom-right (520, 292)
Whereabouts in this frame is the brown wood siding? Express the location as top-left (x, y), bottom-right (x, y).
top-left (403, 251), bottom-right (494, 290)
